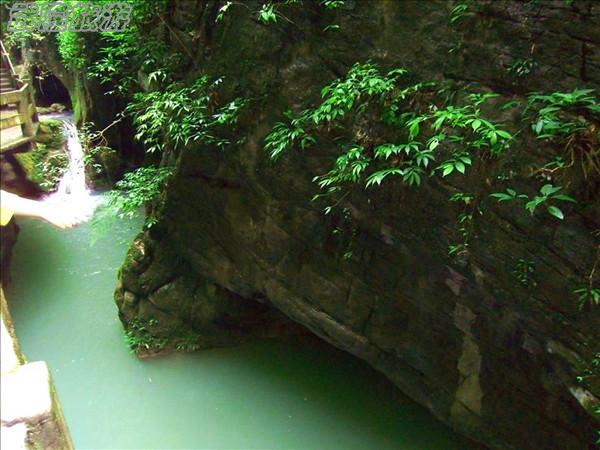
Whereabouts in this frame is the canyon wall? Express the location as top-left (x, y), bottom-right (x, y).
top-left (115, 1), bottom-right (600, 448)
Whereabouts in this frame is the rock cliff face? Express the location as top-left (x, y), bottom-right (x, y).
top-left (115, 1), bottom-right (599, 448)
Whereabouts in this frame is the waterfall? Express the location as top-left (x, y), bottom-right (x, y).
top-left (44, 116), bottom-right (97, 221)
top-left (56, 121), bottom-right (89, 198)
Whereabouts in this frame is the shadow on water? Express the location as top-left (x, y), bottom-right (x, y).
top-left (6, 217), bottom-right (482, 450)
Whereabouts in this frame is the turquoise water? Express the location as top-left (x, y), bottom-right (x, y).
top-left (6, 216), bottom-right (478, 450)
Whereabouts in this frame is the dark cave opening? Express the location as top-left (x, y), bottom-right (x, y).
top-left (32, 68), bottom-right (71, 108)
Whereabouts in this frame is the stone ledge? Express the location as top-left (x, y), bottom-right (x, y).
top-left (1, 362), bottom-right (53, 426)
top-left (1, 288), bottom-right (73, 450)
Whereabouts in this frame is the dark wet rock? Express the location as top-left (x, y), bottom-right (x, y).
top-left (115, 1), bottom-right (600, 448)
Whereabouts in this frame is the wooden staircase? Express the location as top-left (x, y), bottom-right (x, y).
top-left (0, 66), bottom-right (16, 92)
top-left (0, 40), bottom-right (39, 153)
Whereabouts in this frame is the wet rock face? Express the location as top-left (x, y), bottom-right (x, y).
top-left (115, 233), bottom-right (308, 356)
top-left (116, 1), bottom-right (600, 448)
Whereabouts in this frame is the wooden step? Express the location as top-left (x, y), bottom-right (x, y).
top-left (0, 88), bottom-right (23, 105)
top-left (0, 124), bottom-right (31, 153)
top-left (0, 109), bottom-right (19, 118)
top-left (0, 111), bottom-right (22, 129)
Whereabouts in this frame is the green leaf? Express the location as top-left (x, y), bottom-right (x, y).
top-left (442, 165), bottom-right (454, 177)
top-left (525, 199), bottom-right (539, 214)
top-left (540, 184), bottom-right (561, 196)
top-left (490, 193), bottom-right (512, 201)
top-left (547, 206), bottom-right (564, 220)
top-left (428, 138), bottom-right (440, 150)
top-left (409, 120), bottom-right (420, 139)
top-left (534, 120), bottom-right (544, 134)
top-left (552, 194), bottom-right (577, 203)
top-left (459, 155), bottom-right (472, 165)
top-left (455, 161), bottom-right (466, 174)
top-left (471, 119), bottom-right (481, 131)
top-left (433, 116), bottom-right (445, 130)
top-left (387, 68), bottom-right (408, 78)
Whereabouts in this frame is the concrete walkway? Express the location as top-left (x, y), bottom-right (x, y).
top-left (0, 288), bottom-right (73, 450)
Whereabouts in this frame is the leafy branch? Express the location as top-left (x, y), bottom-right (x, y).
top-left (127, 76), bottom-right (247, 154)
top-left (490, 184), bottom-right (576, 220)
top-left (265, 62), bottom-right (512, 211)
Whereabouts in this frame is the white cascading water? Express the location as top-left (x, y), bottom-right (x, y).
top-left (45, 118), bottom-right (97, 220)
top-left (56, 121), bottom-right (88, 198)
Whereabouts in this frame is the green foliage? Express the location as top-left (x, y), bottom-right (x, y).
top-left (266, 62), bottom-right (512, 211)
top-left (538, 155), bottom-right (567, 173)
top-left (3, 28), bottom-right (44, 51)
top-left (526, 88), bottom-right (599, 139)
top-left (577, 351), bottom-right (600, 385)
top-left (174, 333), bottom-right (201, 352)
top-left (574, 287), bottom-right (600, 309)
top-left (77, 121), bottom-right (112, 175)
top-left (525, 89), bottom-right (599, 180)
top-left (214, 0), bottom-right (344, 25)
top-left (216, 1), bottom-right (234, 22)
top-left (437, 153), bottom-right (472, 177)
top-left (1, 0), bottom-right (46, 48)
top-left (450, 1), bottom-right (469, 24)
top-left (107, 166), bottom-right (172, 220)
top-left (525, 184), bottom-right (576, 219)
top-left (15, 146), bottom-right (67, 191)
top-left (489, 188), bottom-right (528, 202)
top-left (91, 165), bottom-right (170, 242)
top-left (507, 58), bottom-right (537, 78)
top-left (15, 120), bottom-right (68, 191)
top-left (491, 184), bottom-right (576, 220)
top-left (88, 33), bottom-right (137, 94)
top-left (513, 258), bottom-right (536, 288)
top-left (56, 31), bottom-right (87, 70)
top-left (124, 318), bottom-right (167, 353)
top-left (448, 211), bottom-right (473, 256)
top-left (125, 319), bottom-right (200, 353)
top-left (87, 1), bottom-right (174, 95)
top-left (447, 192), bottom-right (476, 256)
top-left (94, 53), bottom-right (246, 242)
top-left (321, 0), bottom-right (345, 9)
top-left (449, 192), bottom-right (474, 204)
top-left (489, 90), bottom-right (596, 222)
top-left (127, 76), bottom-right (247, 153)
top-left (38, 152), bottom-right (69, 191)
top-left (90, 34), bottom-right (179, 96)
top-left (258, 3), bottom-right (277, 23)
